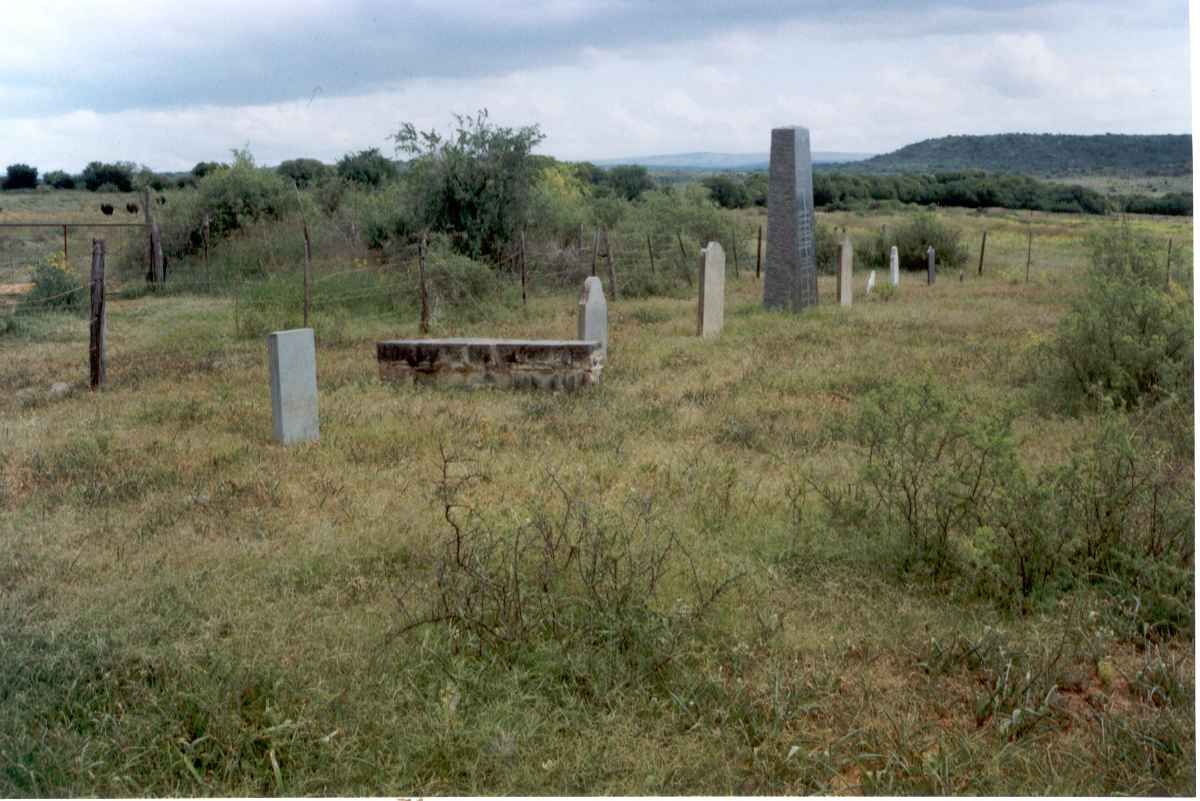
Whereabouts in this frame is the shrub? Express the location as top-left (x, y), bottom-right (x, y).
top-left (336, 148), bottom-right (397, 188)
top-left (277, 158), bottom-right (330, 189)
top-left (191, 161), bottom-right (226, 179)
top-left (350, 182), bottom-right (417, 249)
top-left (393, 110), bottom-right (544, 261)
top-left (81, 161), bottom-right (135, 192)
top-left (1044, 224), bottom-right (1192, 411)
top-left (2, 164), bottom-right (38, 190)
top-left (605, 164), bottom-right (655, 201)
top-left (18, 253), bottom-right (86, 314)
top-left (43, 170), bottom-right (75, 189)
top-left (702, 175), bottom-right (751, 209)
top-left (859, 212), bottom-right (967, 272)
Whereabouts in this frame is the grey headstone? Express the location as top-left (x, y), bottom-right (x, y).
top-left (927, 246), bottom-right (936, 285)
top-left (866, 270), bottom-right (876, 295)
top-left (577, 276), bottom-right (607, 361)
top-left (889, 246), bottom-right (900, 286)
top-left (698, 241), bottom-right (726, 337)
top-left (267, 328), bottom-right (319, 445)
top-left (763, 126), bottom-right (817, 312)
top-left (837, 236), bottom-right (853, 307)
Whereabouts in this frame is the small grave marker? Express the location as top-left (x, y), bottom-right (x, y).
top-left (889, 245), bottom-right (900, 286)
top-left (577, 276), bottom-right (608, 361)
top-left (837, 236), bottom-right (853, 306)
top-left (866, 270), bottom-right (876, 295)
top-left (267, 328), bottom-right (319, 445)
top-left (698, 241), bottom-right (726, 337)
top-left (926, 246), bottom-right (936, 285)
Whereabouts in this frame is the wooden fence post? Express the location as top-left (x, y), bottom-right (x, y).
top-left (1025, 228), bottom-right (1033, 284)
top-left (756, 225), bottom-right (763, 279)
top-left (603, 227), bottom-right (619, 301)
top-left (646, 234), bottom-right (655, 275)
top-left (677, 231), bottom-right (692, 287)
top-left (520, 228), bottom-right (527, 309)
top-left (590, 228), bottom-right (599, 277)
top-left (1165, 237), bottom-right (1173, 288)
top-left (151, 223), bottom-right (164, 284)
top-left (62, 225), bottom-right (68, 266)
top-left (977, 230), bottom-right (987, 276)
top-left (302, 220), bottom-right (312, 327)
top-left (418, 233), bottom-right (430, 335)
top-left (730, 224), bottom-right (739, 276)
top-left (142, 187), bottom-right (154, 282)
top-left (89, 239), bottom-right (106, 389)
top-left (203, 214), bottom-right (210, 269)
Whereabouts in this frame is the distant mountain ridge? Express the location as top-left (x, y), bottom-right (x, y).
top-left (592, 151), bottom-right (874, 170)
top-left (825, 133), bottom-right (1192, 176)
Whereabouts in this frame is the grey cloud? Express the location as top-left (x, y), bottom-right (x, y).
top-left (2, 0), bottom-right (1178, 117)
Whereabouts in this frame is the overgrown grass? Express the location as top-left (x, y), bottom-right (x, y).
top-left (0, 203), bottom-right (1192, 795)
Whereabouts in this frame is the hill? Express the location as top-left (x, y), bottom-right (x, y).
top-left (593, 150), bottom-right (874, 171)
top-left (825, 133), bottom-right (1192, 176)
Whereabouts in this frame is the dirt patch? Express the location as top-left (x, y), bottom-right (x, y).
top-left (0, 283), bottom-right (33, 295)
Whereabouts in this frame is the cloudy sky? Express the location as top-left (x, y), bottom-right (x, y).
top-left (1, 0), bottom-right (1191, 172)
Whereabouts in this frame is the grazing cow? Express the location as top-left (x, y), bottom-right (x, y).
top-left (100, 204), bottom-right (114, 216)
top-left (126, 202), bottom-right (139, 214)
top-left (156, 196), bottom-right (166, 205)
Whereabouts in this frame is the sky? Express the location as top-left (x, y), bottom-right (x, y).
top-left (0, 0), bottom-right (1191, 172)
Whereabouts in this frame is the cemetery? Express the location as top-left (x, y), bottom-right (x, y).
top-left (0, 123), bottom-right (1192, 796)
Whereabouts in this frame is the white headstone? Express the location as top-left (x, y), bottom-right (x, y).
top-left (267, 328), bottom-right (319, 445)
top-left (577, 276), bottom-right (608, 361)
top-left (889, 246), bottom-right (900, 286)
top-left (866, 270), bottom-right (876, 295)
top-left (837, 236), bottom-right (853, 307)
top-left (698, 242), bottom-right (726, 338)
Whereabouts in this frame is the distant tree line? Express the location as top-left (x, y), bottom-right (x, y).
top-left (698, 170), bottom-right (1191, 216)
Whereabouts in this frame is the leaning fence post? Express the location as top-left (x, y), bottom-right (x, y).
top-left (755, 224), bottom-right (763, 279)
top-left (520, 228), bottom-right (528, 309)
top-left (603, 227), bottom-right (619, 301)
top-left (418, 233), bottom-right (430, 335)
top-left (89, 239), bottom-right (106, 389)
top-left (677, 231), bottom-right (693, 287)
top-left (977, 230), bottom-right (987, 276)
top-left (590, 228), bottom-right (599, 277)
top-left (302, 219), bottom-right (312, 327)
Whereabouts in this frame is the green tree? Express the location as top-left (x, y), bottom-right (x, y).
top-left (604, 164), bottom-right (654, 201)
top-left (191, 161), bottom-right (226, 179)
top-left (43, 170), bottom-right (75, 189)
top-left (393, 109), bottom-right (545, 260)
top-left (336, 148), bottom-right (397, 187)
top-left (2, 164), bottom-right (38, 190)
top-left (277, 158), bottom-right (330, 188)
top-left (81, 161), bottom-right (134, 192)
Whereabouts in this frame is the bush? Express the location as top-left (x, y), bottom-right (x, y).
top-left (1044, 224), bottom-right (1192, 411)
top-left (859, 212), bottom-right (967, 273)
top-left (81, 161), bottom-right (135, 192)
top-left (43, 170), bottom-right (75, 189)
top-left (2, 164), bottom-right (38, 190)
top-left (702, 175), bottom-right (751, 209)
top-left (604, 164), bottom-right (655, 201)
top-left (191, 161), bottom-right (226, 179)
top-left (394, 110), bottom-right (544, 261)
top-left (18, 253), bottom-right (86, 314)
top-left (336, 148), bottom-right (397, 188)
top-left (277, 158), bottom-right (330, 189)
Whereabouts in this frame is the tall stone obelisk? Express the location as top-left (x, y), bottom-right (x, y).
top-left (763, 126), bottom-right (818, 312)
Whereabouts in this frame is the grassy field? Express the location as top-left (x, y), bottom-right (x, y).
top-left (0, 196), bottom-right (1194, 794)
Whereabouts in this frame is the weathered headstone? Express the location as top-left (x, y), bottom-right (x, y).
top-left (837, 236), bottom-right (853, 307)
top-left (763, 126), bottom-right (818, 312)
top-left (268, 328), bottom-right (319, 445)
top-left (926, 246), bottom-right (936, 285)
top-left (866, 270), bottom-right (876, 295)
top-left (577, 276), bottom-right (608, 361)
top-left (889, 246), bottom-right (900, 286)
top-left (697, 241), bottom-right (726, 337)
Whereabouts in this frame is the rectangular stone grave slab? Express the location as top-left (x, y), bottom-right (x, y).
top-left (377, 338), bottom-right (602, 390)
top-left (698, 241), bottom-right (726, 337)
top-left (267, 328), bottom-right (319, 445)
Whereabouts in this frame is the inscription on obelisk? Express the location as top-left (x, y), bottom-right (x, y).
top-left (763, 126), bottom-right (818, 312)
